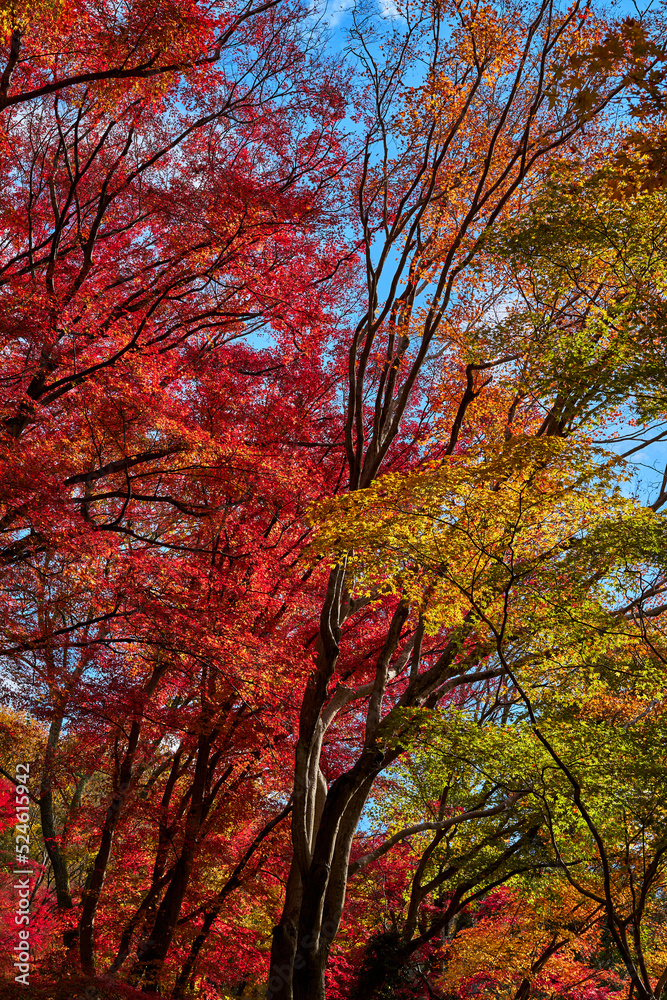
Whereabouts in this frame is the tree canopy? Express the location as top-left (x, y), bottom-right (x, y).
top-left (2, 1), bottom-right (667, 999)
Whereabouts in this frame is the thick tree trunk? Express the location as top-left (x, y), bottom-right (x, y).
top-left (293, 949), bottom-right (329, 1000)
top-left (267, 861), bottom-right (303, 1000)
top-left (267, 585), bottom-right (410, 999)
top-left (291, 770), bottom-right (378, 1000)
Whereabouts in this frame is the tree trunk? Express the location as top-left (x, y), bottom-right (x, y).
top-left (132, 728), bottom-right (213, 991)
top-left (80, 656), bottom-right (167, 974)
top-left (267, 861), bottom-right (303, 1000)
top-left (40, 712), bottom-right (74, 912)
top-left (135, 848), bottom-right (198, 992)
top-left (174, 802), bottom-right (292, 998)
top-left (79, 716), bottom-right (142, 975)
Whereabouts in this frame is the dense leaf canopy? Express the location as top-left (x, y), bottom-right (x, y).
top-left (2, 1), bottom-right (667, 999)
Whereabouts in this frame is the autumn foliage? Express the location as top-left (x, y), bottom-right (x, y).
top-left (2, 0), bottom-right (667, 998)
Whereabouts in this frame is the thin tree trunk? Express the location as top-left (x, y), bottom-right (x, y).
top-left (79, 657), bottom-right (166, 974)
top-left (173, 801), bottom-right (291, 999)
top-left (132, 728), bottom-right (213, 991)
top-left (79, 715), bottom-right (143, 975)
top-left (40, 712), bottom-right (74, 912)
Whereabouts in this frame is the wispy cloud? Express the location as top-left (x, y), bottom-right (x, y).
top-left (377, 0), bottom-right (400, 17)
top-left (325, 0), bottom-right (354, 25)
